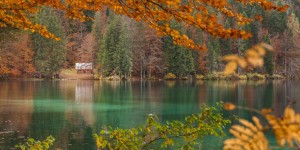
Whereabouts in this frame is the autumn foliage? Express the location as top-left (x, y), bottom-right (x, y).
top-left (0, 34), bottom-right (35, 77)
top-left (0, 0), bottom-right (288, 51)
top-left (223, 43), bottom-right (273, 75)
top-left (94, 103), bottom-right (231, 149)
top-left (224, 103), bottom-right (300, 150)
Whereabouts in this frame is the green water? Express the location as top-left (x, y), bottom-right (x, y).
top-left (0, 80), bottom-right (299, 149)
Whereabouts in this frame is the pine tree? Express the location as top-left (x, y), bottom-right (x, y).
top-left (104, 14), bottom-right (122, 76)
top-left (163, 36), bottom-right (195, 78)
top-left (117, 24), bottom-right (132, 78)
top-left (220, 18), bottom-right (233, 56)
top-left (83, 10), bottom-right (96, 32)
top-left (207, 38), bottom-right (221, 72)
top-left (263, 35), bottom-right (274, 75)
top-left (31, 7), bottom-right (66, 78)
top-left (263, 0), bottom-right (288, 34)
top-left (163, 21), bottom-right (195, 77)
top-left (93, 12), bottom-right (107, 74)
top-left (101, 14), bottom-right (132, 78)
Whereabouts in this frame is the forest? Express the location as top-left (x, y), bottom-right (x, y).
top-left (0, 0), bottom-right (299, 80)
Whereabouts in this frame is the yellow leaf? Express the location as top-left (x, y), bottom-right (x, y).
top-left (224, 61), bottom-right (237, 75)
top-left (224, 103), bottom-right (236, 111)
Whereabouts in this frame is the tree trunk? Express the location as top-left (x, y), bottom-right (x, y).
top-left (149, 67), bottom-right (152, 78)
top-left (140, 65), bottom-right (143, 80)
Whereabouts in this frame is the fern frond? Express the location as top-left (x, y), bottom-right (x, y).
top-left (223, 117), bottom-right (268, 150)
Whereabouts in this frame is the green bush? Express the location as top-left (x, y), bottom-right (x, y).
top-left (204, 73), bottom-right (226, 80)
top-left (204, 73), bottom-right (217, 80)
top-left (94, 103), bottom-right (231, 149)
top-left (164, 73), bottom-right (177, 80)
top-left (195, 74), bottom-right (205, 80)
top-left (106, 75), bottom-right (120, 81)
top-left (204, 73), bottom-right (249, 80)
top-left (246, 73), bottom-right (266, 80)
top-left (266, 74), bottom-right (284, 79)
top-left (225, 74), bottom-right (247, 80)
top-left (238, 74), bottom-right (248, 80)
top-left (15, 136), bottom-right (55, 150)
top-left (148, 76), bottom-right (157, 80)
top-left (179, 76), bottom-right (189, 80)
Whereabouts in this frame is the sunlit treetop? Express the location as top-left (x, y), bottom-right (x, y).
top-left (0, 0), bottom-right (288, 50)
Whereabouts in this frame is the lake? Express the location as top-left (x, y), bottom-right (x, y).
top-left (0, 80), bottom-right (299, 149)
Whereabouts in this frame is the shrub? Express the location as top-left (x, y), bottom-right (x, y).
top-left (225, 74), bottom-right (247, 80)
top-left (204, 73), bottom-right (226, 80)
top-left (94, 103), bottom-right (231, 149)
top-left (164, 73), bottom-right (177, 80)
top-left (15, 136), bottom-right (55, 150)
top-left (179, 76), bottom-right (189, 80)
top-left (148, 76), bottom-right (157, 80)
top-left (106, 75), bottom-right (120, 81)
top-left (238, 74), bottom-right (248, 80)
top-left (266, 74), bottom-right (284, 79)
top-left (246, 73), bottom-right (266, 80)
top-left (195, 74), bottom-right (205, 80)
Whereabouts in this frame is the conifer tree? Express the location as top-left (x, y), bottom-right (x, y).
top-left (31, 7), bottom-right (66, 78)
top-left (83, 10), bottom-right (96, 32)
top-left (263, 35), bottom-right (274, 75)
top-left (163, 37), bottom-right (195, 77)
top-left (207, 38), bottom-right (221, 72)
top-left (117, 24), bottom-right (132, 78)
top-left (94, 12), bottom-right (107, 74)
top-left (263, 0), bottom-right (288, 34)
top-left (104, 14), bottom-right (122, 76)
top-left (101, 14), bottom-right (132, 77)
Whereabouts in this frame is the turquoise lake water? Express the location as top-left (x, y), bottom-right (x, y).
top-left (0, 80), bottom-right (299, 149)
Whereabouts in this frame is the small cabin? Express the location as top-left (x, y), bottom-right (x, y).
top-left (75, 63), bottom-right (93, 74)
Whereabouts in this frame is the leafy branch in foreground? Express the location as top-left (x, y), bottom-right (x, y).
top-left (223, 103), bottom-right (300, 150)
top-left (15, 136), bottom-right (55, 150)
top-left (94, 102), bottom-right (231, 150)
top-left (0, 0), bottom-right (288, 51)
top-left (223, 43), bottom-right (273, 75)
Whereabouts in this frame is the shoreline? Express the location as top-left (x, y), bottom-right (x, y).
top-left (1, 75), bottom-right (299, 81)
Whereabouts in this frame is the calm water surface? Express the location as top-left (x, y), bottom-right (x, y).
top-left (0, 80), bottom-right (300, 149)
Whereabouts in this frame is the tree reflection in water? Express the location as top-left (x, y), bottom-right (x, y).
top-left (0, 80), bottom-right (300, 149)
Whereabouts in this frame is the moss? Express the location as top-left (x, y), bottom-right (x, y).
top-left (266, 74), bottom-right (284, 80)
top-left (179, 77), bottom-right (189, 80)
top-left (246, 73), bottom-right (266, 80)
top-left (204, 73), bottom-right (248, 80)
top-left (148, 76), bottom-right (157, 80)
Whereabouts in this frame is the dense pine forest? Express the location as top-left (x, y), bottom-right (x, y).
top-left (0, 0), bottom-right (299, 79)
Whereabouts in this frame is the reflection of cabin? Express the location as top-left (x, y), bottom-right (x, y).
top-left (75, 81), bottom-right (93, 103)
top-left (75, 63), bottom-right (93, 74)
